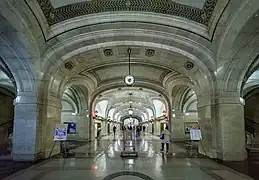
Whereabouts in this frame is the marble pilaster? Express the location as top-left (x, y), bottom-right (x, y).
top-left (197, 103), bottom-right (217, 159)
top-left (154, 121), bottom-right (160, 136)
top-left (101, 121), bottom-right (107, 136)
top-left (75, 114), bottom-right (89, 140)
top-left (40, 97), bottom-right (62, 158)
top-left (215, 102), bottom-right (247, 161)
top-left (12, 94), bottom-right (40, 161)
top-left (171, 111), bottom-right (186, 141)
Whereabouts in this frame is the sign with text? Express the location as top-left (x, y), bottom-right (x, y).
top-left (190, 128), bottom-right (202, 141)
top-left (54, 124), bottom-right (68, 141)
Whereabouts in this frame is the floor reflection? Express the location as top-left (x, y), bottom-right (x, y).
top-left (0, 133), bottom-right (255, 180)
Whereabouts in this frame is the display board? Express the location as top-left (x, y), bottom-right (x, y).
top-left (54, 124), bottom-right (68, 141)
top-left (190, 128), bottom-right (202, 140)
top-left (184, 121), bottom-right (199, 134)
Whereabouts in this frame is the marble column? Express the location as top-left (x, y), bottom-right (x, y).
top-left (12, 94), bottom-right (40, 161)
top-left (154, 121), bottom-right (160, 136)
top-left (76, 113), bottom-right (89, 140)
top-left (197, 104), bottom-right (217, 159)
top-left (171, 110), bottom-right (186, 141)
top-left (101, 121), bottom-right (107, 136)
top-left (40, 96), bottom-right (62, 158)
top-left (215, 95), bottom-right (247, 161)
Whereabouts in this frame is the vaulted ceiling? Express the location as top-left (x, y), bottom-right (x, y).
top-left (94, 87), bottom-right (167, 121)
top-left (63, 46), bottom-right (195, 89)
top-left (36, 0), bottom-right (219, 26)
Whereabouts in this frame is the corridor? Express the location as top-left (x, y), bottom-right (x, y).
top-left (3, 133), bottom-right (253, 180)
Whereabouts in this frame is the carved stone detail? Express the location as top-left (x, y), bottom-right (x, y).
top-left (36, 0), bottom-right (218, 26)
top-left (64, 62), bottom-right (74, 70)
top-left (145, 49), bottom-right (155, 57)
top-left (104, 49), bottom-right (113, 57)
top-left (184, 61), bottom-right (194, 70)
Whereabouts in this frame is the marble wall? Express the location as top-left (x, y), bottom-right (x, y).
top-left (61, 112), bottom-right (90, 140)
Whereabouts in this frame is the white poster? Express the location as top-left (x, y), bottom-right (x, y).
top-left (190, 128), bottom-right (202, 140)
top-left (54, 124), bottom-right (68, 141)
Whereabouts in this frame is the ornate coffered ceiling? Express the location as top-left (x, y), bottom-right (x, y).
top-left (36, 0), bottom-right (218, 26)
top-left (62, 46), bottom-right (195, 87)
top-left (79, 63), bottom-right (175, 86)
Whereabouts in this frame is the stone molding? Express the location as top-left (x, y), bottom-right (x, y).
top-left (36, 0), bottom-right (217, 26)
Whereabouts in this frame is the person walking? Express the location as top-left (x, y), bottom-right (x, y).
top-left (113, 126), bottom-right (117, 136)
top-left (97, 127), bottom-right (101, 140)
top-left (160, 126), bottom-right (171, 153)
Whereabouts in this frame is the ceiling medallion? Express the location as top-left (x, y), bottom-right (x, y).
top-left (64, 62), bottom-right (74, 70)
top-left (145, 49), bottom-right (155, 57)
top-left (103, 49), bottom-right (113, 57)
top-left (184, 61), bottom-right (194, 70)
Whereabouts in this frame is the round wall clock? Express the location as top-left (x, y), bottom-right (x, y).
top-left (124, 75), bottom-right (135, 86)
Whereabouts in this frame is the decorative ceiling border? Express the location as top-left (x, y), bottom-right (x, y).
top-left (36, 0), bottom-right (217, 26)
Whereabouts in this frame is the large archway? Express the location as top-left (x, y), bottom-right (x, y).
top-left (91, 87), bottom-right (169, 139)
top-left (1, 0), bottom-right (257, 163)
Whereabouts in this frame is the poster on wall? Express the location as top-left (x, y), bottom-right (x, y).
top-left (184, 121), bottom-right (199, 134)
top-left (63, 122), bottom-right (76, 134)
top-left (54, 124), bottom-right (68, 141)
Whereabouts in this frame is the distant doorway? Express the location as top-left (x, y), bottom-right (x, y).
top-left (160, 122), bottom-right (166, 132)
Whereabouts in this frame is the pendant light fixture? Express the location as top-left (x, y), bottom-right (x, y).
top-left (124, 48), bottom-right (135, 86)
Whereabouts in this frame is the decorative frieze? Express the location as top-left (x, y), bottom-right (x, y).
top-left (36, 0), bottom-right (218, 26)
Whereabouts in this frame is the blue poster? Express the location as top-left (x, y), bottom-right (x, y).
top-left (54, 124), bottom-right (68, 141)
top-left (64, 122), bottom-right (76, 134)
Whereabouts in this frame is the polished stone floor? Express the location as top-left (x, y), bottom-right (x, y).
top-left (2, 133), bottom-right (254, 180)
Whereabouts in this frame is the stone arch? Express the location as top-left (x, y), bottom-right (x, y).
top-left (39, 25), bottom-right (216, 104)
top-left (207, 1), bottom-right (259, 161)
top-left (61, 85), bottom-right (90, 140)
top-left (89, 83), bottom-right (172, 140)
top-left (215, 0), bottom-right (259, 95)
top-left (0, 13), bottom-right (40, 160)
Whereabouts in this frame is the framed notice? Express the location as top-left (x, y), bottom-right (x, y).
top-left (190, 128), bottom-right (202, 141)
top-left (54, 124), bottom-right (68, 141)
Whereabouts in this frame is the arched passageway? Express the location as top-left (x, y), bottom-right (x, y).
top-left (0, 0), bottom-right (259, 167)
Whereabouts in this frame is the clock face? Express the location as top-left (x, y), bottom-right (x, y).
top-left (124, 75), bottom-right (135, 85)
